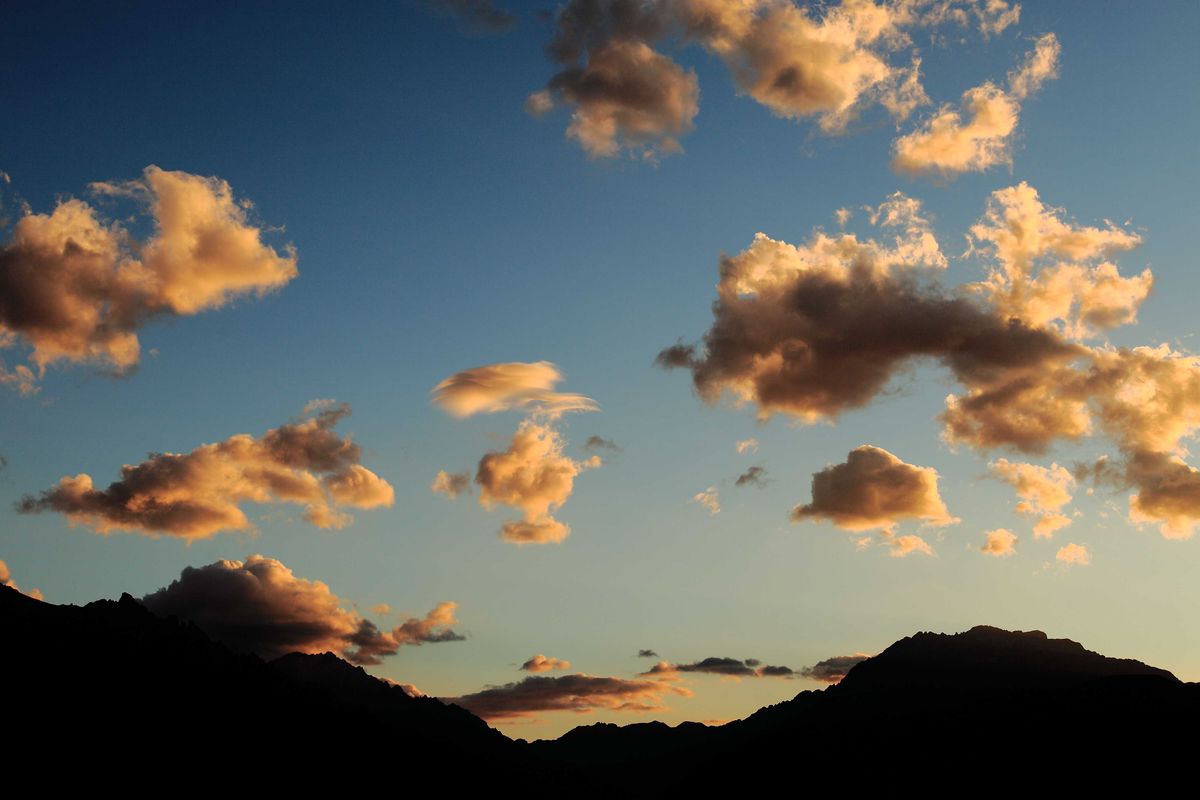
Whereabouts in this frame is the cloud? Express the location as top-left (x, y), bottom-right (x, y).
top-left (660, 185), bottom-right (1197, 540)
top-left (655, 193), bottom-right (1080, 425)
top-left (735, 438), bottom-right (759, 455)
top-left (533, 38), bottom-right (700, 159)
top-left (18, 403), bottom-right (393, 540)
top-left (423, 0), bottom-right (516, 34)
top-left (886, 532), bottom-right (935, 557)
top-left (989, 459), bottom-right (1074, 537)
top-left (584, 435), bottom-right (620, 452)
top-left (968, 182), bottom-right (1148, 340)
top-left (0, 166), bottom-right (297, 390)
top-left (980, 528), bottom-right (1018, 557)
top-left (792, 445), bottom-right (956, 533)
top-left (476, 420), bottom-right (599, 544)
top-left (0, 558), bottom-right (44, 601)
top-left (140, 555), bottom-right (463, 664)
top-left (637, 649), bottom-right (659, 658)
top-left (447, 673), bottom-right (691, 721)
top-left (432, 361), bottom-right (597, 419)
top-left (431, 470), bottom-right (471, 499)
top-left (521, 654), bottom-right (572, 672)
top-left (1055, 542), bottom-right (1090, 566)
top-left (641, 656), bottom-right (793, 679)
top-left (692, 486), bottom-right (720, 515)
top-left (734, 465), bottom-right (769, 488)
top-left (892, 34), bottom-right (1059, 181)
top-left (528, 1), bottom-right (1024, 158)
top-left (799, 653), bottom-right (870, 682)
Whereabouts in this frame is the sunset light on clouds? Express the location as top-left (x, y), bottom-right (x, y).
top-left (1, 0), bottom-right (1198, 745)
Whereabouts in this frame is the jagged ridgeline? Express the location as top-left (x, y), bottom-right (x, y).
top-left (2, 585), bottom-right (1194, 792)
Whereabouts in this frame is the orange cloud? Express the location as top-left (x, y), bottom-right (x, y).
top-left (0, 166), bottom-right (296, 390)
top-left (521, 654), bottom-right (572, 673)
top-left (980, 528), bottom-right (1018, 557)
top-left (793, 445), bottom-right (956, 533)
top-left (0, 558), bottom-right (44, 601)
top-left (1056, 542), bottom-right (1090, 567)
top-left (18, 403), bottom-right (393, 540)
top-left (140, 555), bottom-right (463, 663)
top-left (892, 34), bottom-right (1059, 181)
top-left (989, 459), bottom-right (1074, 537)
top-left (432, 361), bottom-right (597, 419)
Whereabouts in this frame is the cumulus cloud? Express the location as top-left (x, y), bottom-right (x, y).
top-left (692, 486), bottom-right (720, 515)
top-left (432, 361), bottom-right (597, 419)
top-left (431, 470), bottom-right (471, 499)
top-left (476, 420), bottom-right (600, 544)
top-left (661, 185), bottom-right (1198, 541)
top-left (980, 527), bottom-right (1017, 557)
top-left (892, 34), bottom-right (1059, 181)
top-left (140, 555), bottom-right (463, 664)
top-left (793, 446), bottom-right (956, 533)
top-left (641, 656), bottom-right (794, 679)
top-left (735, 465), bottom-right (769, 488)
top-left (735, 438), bottom-right (759, 455)
top-left (0, 166), bottom-right (297, 390)
top-left (18, 403), bottom-right (393, 540)
top-left (529, 1), bottom-right (1025, 158)
top-left (968, 182), bottom-right (1149, 340)
top-left (655, 193), bottom-right (1080, 425)
top-left (447, 673), bottom-right (691, 721)
top-left (0, 558), bottom-right (44, 601)
top-left (1056, 542), bottom-right (1090, 566)
top-left (989, 459), bottom-right (1074, 537)
top-left (799, 653), bottom-right (870, 682)
top-left (521, 654), bottom-right (572, 672)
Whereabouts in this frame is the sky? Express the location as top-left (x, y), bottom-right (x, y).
top-left (1, 0), bottom-right (1198, 738)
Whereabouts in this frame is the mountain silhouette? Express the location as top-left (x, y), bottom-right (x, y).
top-left (3, 586), bottom-right (1193, 793)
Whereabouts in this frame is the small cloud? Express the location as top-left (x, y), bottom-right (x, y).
top-left (735, 438), bottom-right (759, 455)
top-left (520, 654), bottom-right (571, 673)
top-left (800, 653), bottom-right (871, 683)
top-left (734, 465), bottom-right (769, 488)
top-left (431, 470), bottom-right (471, 499)
top-left (980, 528), bottom-right (1018, 557)
top-left (637, 649), bottom-right (658, 658)
top-left (693, 487), bottom-right (720, 516)
top-left (1056, 542), bottom-right (1091, 567)
top-left (584, 435), bottom-right (619, 452)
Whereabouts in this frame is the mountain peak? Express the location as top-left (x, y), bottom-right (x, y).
top-left (837, 624), bottom-right (1176, 691)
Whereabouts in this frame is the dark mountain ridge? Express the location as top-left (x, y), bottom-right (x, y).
top-left (3, 586), bottom-right (1194, 792)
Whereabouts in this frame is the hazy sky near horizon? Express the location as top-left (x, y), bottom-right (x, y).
top-left (1, 1), bottom-right (1198, 738)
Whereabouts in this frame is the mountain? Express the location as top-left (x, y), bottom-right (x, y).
top-left (3, 586), bottom-right (1194, 793)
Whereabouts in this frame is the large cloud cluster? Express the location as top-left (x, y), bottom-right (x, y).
top-left (18, 403), bottom-right (394, 540)
top-left (662, 184), bottom-right (1199, 540)
top-left (0, 166), bottom-right (297, 391)
top-left (141, 555), bottom-right (463, 664)
top-left (433, 362), bottom-right (601, 544)
top-left (529, 0), bottom-right (1022, 158)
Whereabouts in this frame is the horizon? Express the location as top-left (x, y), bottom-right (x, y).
top-left (2, 0), bottom-right (1198, 740)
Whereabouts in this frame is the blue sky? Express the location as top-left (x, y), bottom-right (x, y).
top-left (1, 1), bottom-right (1198, 737)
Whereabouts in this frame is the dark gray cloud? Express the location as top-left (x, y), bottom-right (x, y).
top-left (584, 435), bottom-right (620, 452)
top-left (637, 649), bottom-right (658, 658)
top-left (735, 465), bottom-right (768, 488)
top-left (140, 555), bottom-right (463, 665)
top-left (800, 654), bottom-right (870, 683)
top-left (447, 672), bottom-right (691, 720)
top-left (641, 656), bottom-right (793, 678)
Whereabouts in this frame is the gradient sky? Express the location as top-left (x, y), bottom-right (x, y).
top-left (1, 1), bottom-right (1198, 738)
